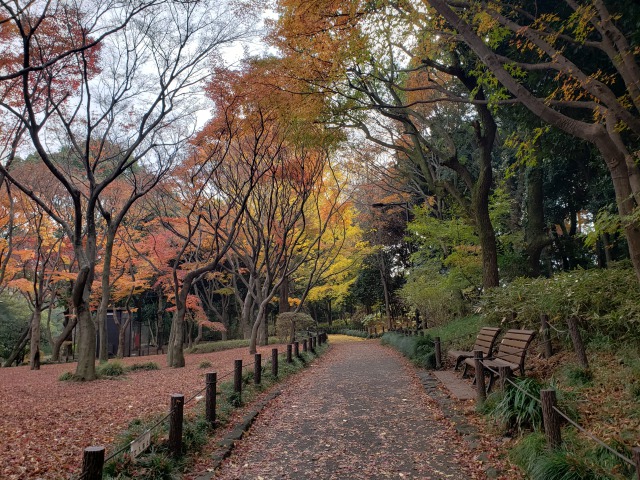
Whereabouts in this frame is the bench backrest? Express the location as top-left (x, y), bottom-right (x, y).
top-left (473, 327), bottom-right (502, 358)
top-left (495, 329), bottom-right (536, 369)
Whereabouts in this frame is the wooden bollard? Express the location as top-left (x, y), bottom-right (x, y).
top-left (434, 337), bottom-right (442, 369)
top-left (566, 316), bottom-right (589, 369)
top-left (541, 389), bottom-right (562, 449)
top-left (272, 348), bottom-right (278, 377)
top-left (498, 366), bottom-right (512, 391)
top-left (474, 350), bottom-right (486, 405)
top-left (234, 359), bottom-right (242, 397)
top-left (169, 394), bottom-right (184, 457)
top-left (287, 344), bottom-right (292, 363)
top-left (540, 314), bottom-right (553, 358)
top-left (302, 339), bottom-right (308, 352)
top-left (82, 446), bottom-right (105, 480)
top-left (254, 354), bottom-right (262, 384)
top-left (206, 372), bottom-right (216, 426)
top-left (632, 447), bottom-right (640, 480)
top-left (294, 341), bottom-right (300, 357)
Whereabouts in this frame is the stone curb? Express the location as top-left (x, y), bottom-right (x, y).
top-left (194, 389), bottom-right (282, 480)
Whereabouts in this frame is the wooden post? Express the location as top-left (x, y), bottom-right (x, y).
top-left (632, 447), bottom-right (640, 480)
top-left (434, 337), bottom-right (442, 369)
top-left (309, 337), bottom-right (315, 353)
top-left (254, 354), bottom-right (261, 385)
top-left (82, 446), bottom-right (105, 480)
top-left (541, 389), bottom-right (562, 449)
top-left (294, 341), bottom-right (300, 358)
top-left (474, 350), bottom-right (486, 405)
top-left (540, 314), bottom-right (553, 358)
top-left (272, 348), bottom-right (278, 377)
top-left (205, 372), bottom-right (216, 426)
top-left (234, 359), bottom-right (242, 397)
top-left (287, 344), bottom-right (292, 363)
top-left (169, 394), bottom-right (184, 457)
top-left (302, 339), bottom-right (308, 352)
top-left (498, 366), bottom-right (512, 391)
top-left (566, 316), bottom-right (589, 369)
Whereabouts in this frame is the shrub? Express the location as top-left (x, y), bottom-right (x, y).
top-left (564, 365), bottom-right (593, 387)
top-left (97, 361), bottom-right (126, 378)
top-left (338, 329), bottom-right (371, 338)
top-left (485, 377), bottom-right (543, 433)
top-left (482, 264), bottom-right (640, 346)
top-left (511, 433), bottom-right (616, 480)
top-left (58, 371), bottom-right (75, 381)
top-left (381, 332), bottom-right (436, 368)
top-left (127, 362), bottom-right (160, 372)
top-left (198, 361), bottom-right (212, 369)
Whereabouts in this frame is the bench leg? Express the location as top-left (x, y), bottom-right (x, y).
top-left (487, 371), bottom-right (495, 393)
top-left (462, 363), bottom-right (469, 378)
top-left (454, 357), bottom-right (463, 371)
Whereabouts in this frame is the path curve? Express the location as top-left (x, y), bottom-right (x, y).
top-left (212, 339), bottom-right (479, 479)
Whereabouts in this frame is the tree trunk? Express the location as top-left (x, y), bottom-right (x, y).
top-left (194, 323), bottom-right (203, 345)
top-left (156, 292), bottom-right (165, 354)
top-left (3, 324), bottom-right (30, 367)
top-left (249, 302), bottom-right (268, 355)
top-left (117, 322), bottom-right (126, 358)
top-left (96, 233), bottom-right (115, 363)
top-left (279, 276), bottom-right (290, 313)
top-left (240, 290), bottom-right (254, 339)
top-left (75, 301), bottom-right (97, 380)
top-left (44, 302), bottom-right (54, 349)
top-left (470, 107), bottom-right (499, 289)
top-left (51, 311), bottom-right (76, 362)
top-left (29, 308), bottom-right (41, 370)
top-left (525, 166), bottom-right (552, 276)
top-left (378, 253), bottom-right (392, 329)
top-left (475, 199), bottom-right (499, 288)
top-left (602, 233), bottom-right (613, 266)
top-left (167, 279), bottom-right (192, 368)
top-left (596, 136), bottom-right (640, 282)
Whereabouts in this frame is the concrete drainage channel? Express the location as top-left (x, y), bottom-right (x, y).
top-left (416, 371), bottom-right (502, 479)
top-left (195, 389), bottom-right (282, 480)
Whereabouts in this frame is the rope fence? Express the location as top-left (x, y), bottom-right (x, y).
top-left (473, 356), bottom-right (639, 476)
top-left (74, 333), bottom-right (329, 480)
top-left (388, 323), bottom-right (639, 477)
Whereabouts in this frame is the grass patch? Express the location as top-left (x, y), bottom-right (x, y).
top-left (127, 362), bottom-right (160, 372)
top-left (97, 361), bottom-right (126, 378)
top-left (58, 371), bottom-right (75, 381)
top-left (188, 337), bottom-right (280, 354)
top-left (198, 360), bottom-right (212, 369)
top-left (563, 365), bottom-right (594, 387)
top-left (510, 430), bottom-right (634, 480)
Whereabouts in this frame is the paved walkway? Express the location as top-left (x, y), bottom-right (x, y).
top-left (212, 340), bottom-right (478, 479)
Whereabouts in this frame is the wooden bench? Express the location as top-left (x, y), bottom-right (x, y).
top-left (448, 327), bottom-right (501, 371)
top-left (463, 328), bottom-right (536, 391)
